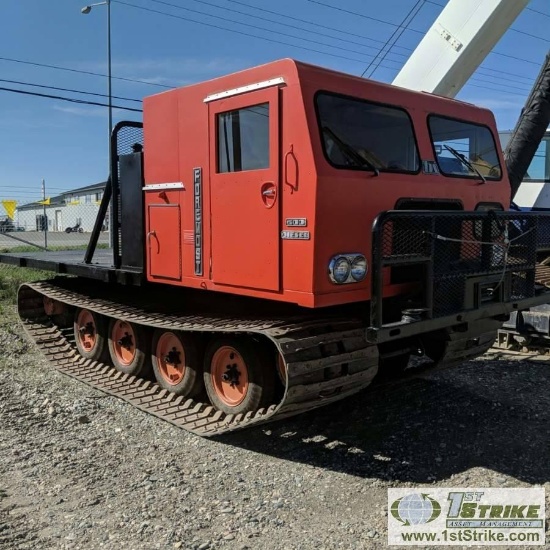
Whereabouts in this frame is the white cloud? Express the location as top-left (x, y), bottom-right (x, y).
top-left (53, 105), bottom-right (126, 117)
top-left (461, 97), bottom-right (525, 110)
top-left (79, 56), bottom-right (247, 88)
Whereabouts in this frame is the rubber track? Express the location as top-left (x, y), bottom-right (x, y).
top-left (17, 280), bottom-right (379, 436)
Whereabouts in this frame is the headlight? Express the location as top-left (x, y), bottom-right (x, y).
top-left (329, 254), bottom-right (367, 284)
top-left (330, 256), bottom-right (351, 284)
top-left (351, 255), bottom-right (367, 281)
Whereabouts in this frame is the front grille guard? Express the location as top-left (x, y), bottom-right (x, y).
top-left (370, 210), bottom-right (550, 331)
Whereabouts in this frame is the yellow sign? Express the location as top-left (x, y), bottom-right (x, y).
top-left (38, 197), bottom-right (51, 206)
top-left (1, 200), bottom-right (17, 219)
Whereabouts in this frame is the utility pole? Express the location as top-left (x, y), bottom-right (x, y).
top-left (42, 179), bottom-right (48, 249)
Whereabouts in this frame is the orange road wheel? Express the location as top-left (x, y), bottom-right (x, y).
top-left (204, 337), bottom-right (274, 415)
top-left (108, 318), bottom-right (150, 376)
top-left (151, 330), bottom-right (203, 396)
top-left (74, 308), bottom-right (107, 361)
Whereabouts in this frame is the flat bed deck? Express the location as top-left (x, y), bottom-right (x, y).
top-left (0, 249), bottom-right (143, 285)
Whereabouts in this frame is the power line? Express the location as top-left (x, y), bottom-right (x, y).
top-left (464, 82), bottom-right (528, 97)
top-left (361, 0), bottom-right (426, 78)
top-left (0, 86), bottom-right (142, 113)
top-left (184, 0), bottom-right (408, 57)
top-left (308, 0), bottom-right (543, 68)
top-left (489, 50), bottom-right (540, 67)
top-left (526, 7), bottom-right (550, 19)
top-left (470, 78), bottom-right (529, 95)
top-left (307, 0), bottom-right (424, 34)
top-left (138, 0), bottom-right (542, 90)
top-left (0, 2), bottom-right (534, 113)
top-left (0, 56), bottom-right (176, 89)
top-left (137, 0), bottom-right (542, 92)
top-left (114, 0), bottom-right (398, 65)
top-left (226, 0), bottom-right (413, 54)
top-left (0, 78), bottom-right (141, 103)
top-left (223, 0), bottom-right (550, 75)
top-left (476, 65), bottom-right (535, 84)
top-left (510, 27), bottom-right (550, 44)
top-left (414, 1), bottom-right (550, 43)
top-left (145, 0), bottom-right (405, 62)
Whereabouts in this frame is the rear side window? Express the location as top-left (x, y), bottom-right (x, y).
top-left (217, 103), bottom-right (269, 172)
top-left (429, 115), bottom-right (502, 180)
top-left (316, 92), bottom-right (420, 173)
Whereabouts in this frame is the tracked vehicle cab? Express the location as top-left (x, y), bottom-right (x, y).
top-left (143, 59), bottom-right (510, 308)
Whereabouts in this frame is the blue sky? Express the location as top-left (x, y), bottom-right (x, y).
top-left (1, 0), bottom-right (549, 205)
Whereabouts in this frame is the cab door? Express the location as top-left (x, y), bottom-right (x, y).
top-left (208, 87), bottom-right (280, 291)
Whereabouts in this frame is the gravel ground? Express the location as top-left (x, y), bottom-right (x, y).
top-left (1, 303), bottom-right (549, 550)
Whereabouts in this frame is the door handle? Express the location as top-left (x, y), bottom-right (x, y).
top-left (146, 230), bottom-right (159, 253)
top-left (260, 182), bottom-right (277, 208)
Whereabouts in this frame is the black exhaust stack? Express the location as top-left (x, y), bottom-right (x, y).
top-left (505, 51), bottom-right (550, 200)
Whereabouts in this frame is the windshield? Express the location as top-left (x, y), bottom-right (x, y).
top-left (429, 115), bottom-right (502, 180)
top-left (316, 92), bottom-right (420, 173)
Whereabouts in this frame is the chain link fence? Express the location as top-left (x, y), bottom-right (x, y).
top-left (0, 121), bottom-right (143, 256)
top-left (0, 200), bottom-right (110, 253)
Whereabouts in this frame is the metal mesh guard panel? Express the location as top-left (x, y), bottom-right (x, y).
top-left (115, 124), bottom-right (143, 157)
top-left (373, 210), bottom-right (550, 323)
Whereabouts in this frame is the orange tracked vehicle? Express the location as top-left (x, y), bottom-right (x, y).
top-left (4, 59), bottom-right (550, 435)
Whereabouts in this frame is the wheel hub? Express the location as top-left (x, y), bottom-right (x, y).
top-left (210, 346), bottom-right (249, 407)
top-left (222, 362), bottom-right (241, 387)
top-left (79, 321), bottom-right (95, 337)
top-left (117, 332), bottom-right (133, 350)
top-left (163, 347), bottom-right (181, 365)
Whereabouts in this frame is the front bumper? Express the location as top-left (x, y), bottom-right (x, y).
top-left (367, 210), bottom-right (550, 344)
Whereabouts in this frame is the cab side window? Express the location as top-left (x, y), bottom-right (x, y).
top-left (217, 103), bottom-right (269, 172)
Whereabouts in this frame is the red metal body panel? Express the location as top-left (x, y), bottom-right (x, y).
top-left (208, 87), bottom-right (280, 291)
top-left (147, 203), bottom-right (181, 281)
top-left (142, 59), bottom-right (510, 308)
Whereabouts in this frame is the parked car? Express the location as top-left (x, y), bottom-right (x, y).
top-left (0, 220), bottom-right (25, 232)
top-left (0, 219), bottom-right (14, 233)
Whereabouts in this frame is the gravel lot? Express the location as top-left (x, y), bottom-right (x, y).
top-left (1, 301), bottom-right (549, 550)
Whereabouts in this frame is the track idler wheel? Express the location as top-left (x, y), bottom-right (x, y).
top-left (108, 318), bottom-right (151, 376)
top-left (74, 308), bottom-right (108, 361)
top-left (204, 337), bottom-right (275, 415)
top-left (151, 330), bottom-right (203, 397)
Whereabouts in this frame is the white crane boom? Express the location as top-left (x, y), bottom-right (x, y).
top-left (392, 0), bottom-right (529, 98)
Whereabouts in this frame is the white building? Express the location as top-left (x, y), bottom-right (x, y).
top-left (16, 182), bottom-right (107, 232)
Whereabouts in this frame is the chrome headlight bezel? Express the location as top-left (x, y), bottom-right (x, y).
top-left (328, 253), bottom-right (368, 284)
top-left (350, 255), bottom-right (368, 282)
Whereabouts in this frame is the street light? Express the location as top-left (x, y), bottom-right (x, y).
top-left (81, 0), bottom-right (112, 145)
top-left (81, 0), bottom-right (114, 251)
